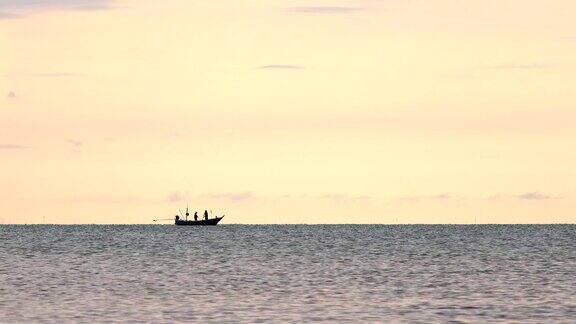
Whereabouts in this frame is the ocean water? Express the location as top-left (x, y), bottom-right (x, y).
top-left (0, 225), bottom-right (575, 323)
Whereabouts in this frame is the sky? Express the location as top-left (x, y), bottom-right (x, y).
top-left (1, 0), bottom-right (575, 224)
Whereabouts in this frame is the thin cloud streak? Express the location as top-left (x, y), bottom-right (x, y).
top-left (70, 195), bottom-right (139, 204)
top-left (0, 11), bottom-right (19, 19)
top-left (257, 65), bottom-right (305, 70)
top-left (167, 191), bottom-right (253, 204)
top-left (518, 192), bottom-right (558, 200)
top-left (396, 193), bottom-right (566, 202)
top-left (73, 4), bottom-right (113, 11)
top-left (203, 192), bottom-right (253, 203)
top-left (284, 6), bottom-right (364, 14)
top-left (488, 192), bottom-right (562, 200)
top-left (167, 191), bottom-right (190, 203)
top-left (68, 139), bottom-right (83, 150)
top-left (396, 193), bottom-right (454, 202)
top-left (5, 72), bottom-right (81, 78)
top-left (0, 0), bottom-right (115, 16)
top-left (320, 194), bottom-right (372, 205)
top-left (0, 144), bottom-right (26, 149)
top-left (484, 63), bottom-right (550, 70)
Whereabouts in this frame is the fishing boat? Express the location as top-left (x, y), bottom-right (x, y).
top-left (174, 214), bottom-right (224, 226)
top-left (155, 207), bottom-right (224, 226)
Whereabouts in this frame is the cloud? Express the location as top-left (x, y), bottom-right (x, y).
top-left (484, 64), bottom-right (550, 70)
top-left (71, 195), bottom-right (137, 204)
top-left (7, 91), bottom-right (16, 99)
top-left (73, 3), bottom-right (111, 11)
top-left (284, 6), bottom-right (364, 14)
top-left (203, 192), bottom-right (253, 203)
top-left (167, 191), bottom-right (187, 203)
top-left (0, 144), bottom-right (26, 149)
top-left (0, 11), bottom-right (19, 19)
top-left (68, 139), bottom-right (83, 147)
top-left (488, 192), bottom-right (562, 201)
top-left (167, 191), bottom-right (252, 204)
top-left (6, 72), bottom-right (81, 78)
top-left (0, 0), bottom-right (114, 16)
top-left (319, 194), bottom-right (372, 205)
top-left (257, 65), bottom-right (305, 70)
top-left (397, 193), bottom-right (453, 202)
top-left (517, 192), bottom-right (556, 200)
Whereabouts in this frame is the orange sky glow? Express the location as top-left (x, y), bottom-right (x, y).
top-left (1, 0), bottom-right (575, 224)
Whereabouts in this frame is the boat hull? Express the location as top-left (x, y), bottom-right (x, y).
top-left (175, 216), bottom-right (224, 226)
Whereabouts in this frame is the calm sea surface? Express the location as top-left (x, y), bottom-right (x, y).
top-left (1, 225), bottom-right (575, 323)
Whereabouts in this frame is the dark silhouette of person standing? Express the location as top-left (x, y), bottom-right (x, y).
top-left (194, 212), bottom-right (198, 221)
top-left (204, 210), bottom-right (208, 221)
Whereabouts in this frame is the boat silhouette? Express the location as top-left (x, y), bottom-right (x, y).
top-left (174, 214), bottom-right (224, 226)
top-left (154, 207), bottom-right (224, 225)
top-left (167, 207), bottom-right (224, 226)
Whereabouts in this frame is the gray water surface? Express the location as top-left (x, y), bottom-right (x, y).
top-left (1, 225), bottom-right (575, 322)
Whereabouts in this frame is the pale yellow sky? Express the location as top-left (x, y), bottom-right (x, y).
top-left (1, 0), bottom-right (575, 224)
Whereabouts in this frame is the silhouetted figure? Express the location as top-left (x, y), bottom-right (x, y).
top-left (204, 210), bottom-right (208, 221)
top-left (175, 215), bottom-right (180, 221)
top-left (194, 212), bottom-right (198, 221)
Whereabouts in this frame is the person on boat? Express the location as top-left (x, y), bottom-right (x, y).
top-left (204, 210), bottom-right (208, 220)
top-left (194, 212), bottom-right (198, 221)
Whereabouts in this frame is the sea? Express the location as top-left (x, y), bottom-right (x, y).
top-left (1, 225), bottom-right (575, 323)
